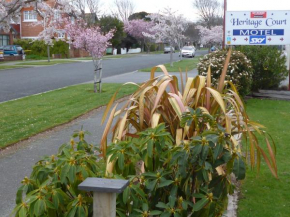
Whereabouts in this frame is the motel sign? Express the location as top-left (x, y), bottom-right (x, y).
top-left (225, 11), bottom-right (290, 45)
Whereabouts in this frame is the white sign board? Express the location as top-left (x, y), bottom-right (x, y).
top-left (225, 11), bottom-right (290, 45)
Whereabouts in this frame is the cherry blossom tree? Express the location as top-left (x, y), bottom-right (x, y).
top-left (0, 0), bottom-right (76, 61)
top-left (0, 0), bottom-right (71, 31)
top-left (196, 25), bottom-right (223, 46)
top-left (34, 2), bottom-right (75, 62)
top-left (65, 20), bottom-right (114, 92)
top-left (124, 19), bottom-right (155, 53)
top-left (145, 8), bottom-right (188, 66)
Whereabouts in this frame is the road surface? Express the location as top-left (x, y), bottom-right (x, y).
top-left (0, 51), bottom-right (207, 102)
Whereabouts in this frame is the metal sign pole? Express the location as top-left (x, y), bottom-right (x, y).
top-left (288, 52), bottom-right (290, 90)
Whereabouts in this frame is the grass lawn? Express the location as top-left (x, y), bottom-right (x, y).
top-left (16, 60), bottom-right (79, 65)
top-left (238, 99), bottom-right (290, 216)
top-left (0, 65), bottom-right (29, 70)
top-left (139, 58), bottom-right (200, 72)
top-left (0, 83), bottom-right (137, 148)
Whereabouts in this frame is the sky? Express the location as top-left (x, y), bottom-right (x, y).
top-left (103, 0), bottom-right (290, 22)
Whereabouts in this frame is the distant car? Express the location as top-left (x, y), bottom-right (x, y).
top-left (0, 48), bottom-right (3, 59)
top-left (0, 45), bottom-right (24, 56)
top-left (180, 46), bottom-right (195, 58)
top-left (210, 46), bottom-right (217, 52)
top-left (164, 46), bottom-right (175, 54)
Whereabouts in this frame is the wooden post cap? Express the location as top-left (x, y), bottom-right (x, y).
top-left (78, 178), bottom-right (129, 193)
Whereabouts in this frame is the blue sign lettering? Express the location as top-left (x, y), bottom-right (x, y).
top-left (266, 18), bottom-right (287, 27)
top-left (249, 36), bottom-right (266, 44)
top-left (233, 29), bottom-right (284, 36)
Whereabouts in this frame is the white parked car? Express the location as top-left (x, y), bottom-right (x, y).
top-left (180, 46), bottom-right (196, 58)
top-left (164, 46), bottom-right (175, 53)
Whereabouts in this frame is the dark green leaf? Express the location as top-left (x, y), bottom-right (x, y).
top-left (201, 145), bottom-right (209, 161)
top-left (19, 207), bottom-right (27, 217)
top-left (142, 203), bottom-right (148, 211)
top-left (67, 206), bottom-right (77, 217)
top-left (147, 179), bottom-right (157, 191)
top-left (34, 199), bottom-right (45, 216)
top-left (158, 180), bottom-right (174, 188)
top-left (233, 156), bottom-right (246, 180)
top-left (169, 196), bottom-right (176, 207)
top-left (77, 206), bottom-right (86, 217)
top-left (147, 140), bottom-right (153, 158)
top-left (118, 153), bottom-right (125, 170)
top-left (174, 212), bottom-right (181, 217)
top-left (214, 144), bottom-right (223, 159)
top-left (60, 164), bottom-right (70, 183)
top-left (16, 186), bottom-right (24, 204)
top-left (193, 198), bottom-right (209, 211)
top-left (68, 165), bottom-right (76, 183)
top-left (122, 187), bottom-right (130, 204)
top-left (150, 210), bottom-right (163, 215)
top-left (160, 212), bottom-right (171, 217)
top-left (156, 202), bottom-right (169, 209)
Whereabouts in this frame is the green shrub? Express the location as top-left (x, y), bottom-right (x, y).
top-left (109, 119), bottom-right (244, 216)
top-left (236, 46), bottom-right (288, 91)
top-left (14, 39), bottom-right (69, 58)
top-left (25, 54), bottom-right (47, 60)
top-left (102, 57), bottom-right (277, 215)
top-left (12, 131), bottom-right (105, 217)
top-left (51, 40), bottom-right (69, 58)
top-left (197, 50), bottom-right (253, 97)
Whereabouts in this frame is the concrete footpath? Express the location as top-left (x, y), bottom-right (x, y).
top-left (0, 70), bottom-right (198, 217)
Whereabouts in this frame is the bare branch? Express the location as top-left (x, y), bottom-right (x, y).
top-left (113, 0), bottom-right (134, 22)
top-left (193, 0), bottom-right (222, 28)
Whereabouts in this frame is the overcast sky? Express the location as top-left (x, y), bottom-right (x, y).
top-left (102, 0), bottom-right (290, 22)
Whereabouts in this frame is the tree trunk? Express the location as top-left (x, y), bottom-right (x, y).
top-left (169, 43), bottom-right (174, 67)
top-left (170, 48), bottom-right (173, 67)
top-left (93, 58), bottom-right (102, 93)
top-left (47, 45), bottom-right (50, 62)
top-left (140, 41), bottom-right (144, 52)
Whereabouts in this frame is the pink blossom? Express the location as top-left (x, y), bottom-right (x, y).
top-left (65, 21), bottom-right (114, 59)
top-left (124, 19), bottom-right (155, 40)
top-left (196, 25), bottom-right (223, 45)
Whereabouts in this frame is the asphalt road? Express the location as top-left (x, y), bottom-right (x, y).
top-left (0, 51), bottom-right (207, 102)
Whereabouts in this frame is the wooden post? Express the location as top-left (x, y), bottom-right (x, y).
top-left (78, 178), bottom-right (129, 217)
top-left (222, 0), bottom-right (227, 49)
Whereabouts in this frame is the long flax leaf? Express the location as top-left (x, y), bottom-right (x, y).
top-left (218, 47), bottom-right (232, 92)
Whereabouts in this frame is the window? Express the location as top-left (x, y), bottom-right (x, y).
top-left (70, 16), bottom-right (75, 24)
top-left (23, 11), bottom-right (37, 21)
top-left (57, 31), bottom-right (65, 38)
top-left (4, 45), bottom-right (14, 51)
top-left (0, 35), bottom-right (10, 46)
top-left (54, 11), bottom-right (60, 21)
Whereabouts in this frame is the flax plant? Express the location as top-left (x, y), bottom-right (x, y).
top-left (101, 48), bottom-right (277, 179)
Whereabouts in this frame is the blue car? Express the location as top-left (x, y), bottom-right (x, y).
top-left (0, 45), bottom-right (24, 56)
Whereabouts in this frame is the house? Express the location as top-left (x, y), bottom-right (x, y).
top-left (3, 0), bottom-right (90, 57)
top-left (0, 24), bottom-right (20, 46)
top-left (20, 0), bottom-right (62, 39)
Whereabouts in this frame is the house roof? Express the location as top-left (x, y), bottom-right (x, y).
top-left (10, 24), bottom-right (20, 34)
